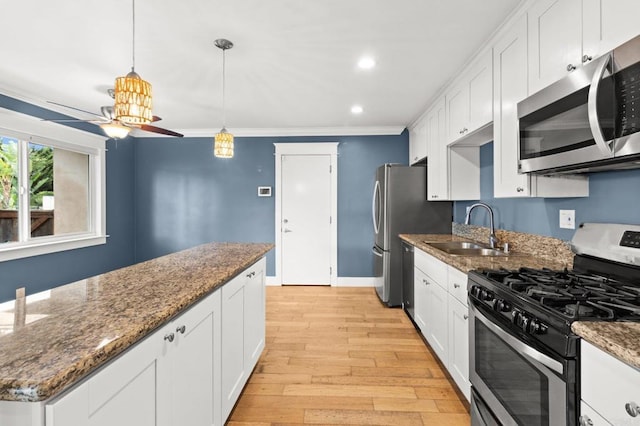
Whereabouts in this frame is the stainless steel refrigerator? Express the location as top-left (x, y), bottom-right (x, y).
top-left (372, 164), bottom-right (452, 307)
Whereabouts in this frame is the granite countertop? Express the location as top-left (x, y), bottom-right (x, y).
top-left (399, 233), bottom-right (571, 273)
top-left (0, 242), bottom-right (273, 402)
top-left (572, 322), bottom-right (640, 370)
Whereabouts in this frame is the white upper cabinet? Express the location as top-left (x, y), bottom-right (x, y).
top-left (493, 13), bottom-right (589, 198)
top-left (409, 115), bottom-right (428, 165)
top-left (528, 0), bottom-right (584, 94)
top-left (583, 0), bottom-right (640, 57)
top-left (446, 50), bottom-right (494, 144)
top-left (426, 97), bottom-right (448, 200)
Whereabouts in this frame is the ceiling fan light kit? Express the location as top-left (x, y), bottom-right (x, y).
top-left (100, 122), bottom-right (132, 139)
top-left (114, 0), bottom-right (154, 126)
top-left (214, 38), bottom-right (234, 158)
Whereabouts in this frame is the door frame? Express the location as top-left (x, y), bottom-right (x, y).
top-left (274, 142), bottom-right (338, 286)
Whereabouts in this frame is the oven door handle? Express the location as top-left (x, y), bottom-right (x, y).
top-left (587, 53), bottom-right (615, 158)
top-left (473, 304), bottom-right (564, 375)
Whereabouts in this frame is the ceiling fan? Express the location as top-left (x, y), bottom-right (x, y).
top-left (45, 97), bottom-right (184, 139)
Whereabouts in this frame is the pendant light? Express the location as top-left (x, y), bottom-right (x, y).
top-left (214, 38), bottom-right (234, 158)
top-left (114, 0), bottom-right (153, 125)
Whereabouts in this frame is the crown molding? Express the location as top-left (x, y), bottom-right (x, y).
top-left (166, 126), bottom-right (406, 138)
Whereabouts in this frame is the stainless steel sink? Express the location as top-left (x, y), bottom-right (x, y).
top-left (424, 240), bottom-right (517, 257)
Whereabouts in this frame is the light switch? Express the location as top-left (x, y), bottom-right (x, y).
top-left (559, 210), bottom-right (575, 229)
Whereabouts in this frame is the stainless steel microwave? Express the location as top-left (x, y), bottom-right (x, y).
top-left (518, 34), bottom-right (640, 174)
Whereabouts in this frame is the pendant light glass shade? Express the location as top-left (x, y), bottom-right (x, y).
top-left (114, 70), bottom-right (153, 124)
top-left (214, 39), bottom-right (234, 158)
top-left (114, 0), bottom-right (153, 125)
top-left (214, 128), bottom-right (234, 158)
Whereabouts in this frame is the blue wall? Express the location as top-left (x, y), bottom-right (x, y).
top-left (0, 96), bottom-right (136, 303)
top-left (133, 133), bottom-right (409, 277)
top-left (455, 143), bottom-right (640, 241)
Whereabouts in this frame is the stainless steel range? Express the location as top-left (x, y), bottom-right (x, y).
top-left (467, 223), bottom-right (640, 426)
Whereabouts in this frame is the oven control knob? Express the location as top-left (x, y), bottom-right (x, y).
top-left (528, 320), bottom-right (546, 335)
top-left (495, 299), bottom-right (511, 312)
top-left (511, 310), bottom-right (521, 324)
top-left (521, 315), bottom-right (530, 333)
top-left (471, 286), bottom-right (481, 298)
top-left (480, 290), bottom-right (493, 302)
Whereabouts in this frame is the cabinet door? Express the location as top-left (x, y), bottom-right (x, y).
top-left (583, 0), bottom-right (640, 58)
top-left (493, 14), bottom-right (531, 198)
top-left (446, 83), bottom-right (469, 144)
top-left (409, 115), bottom-right (428, 165)
top-left (413, 267), bottom-right (429, 333)
top-left (580, 401), bottom-right (613, 426)
top-left (425, 277), bottom-right (448, 366)
top-left (528, 0), bottom-right (583, 94)
top-left (221, 274), bottom-right (247, 421)
top-left (169, 292), bottom-right (219, 426)
top-left (468, 50), bottom-right (493, 131)
top-left (447, 295), bottom-right (470, 401)
top-left (46, 327), bottom-right (161, 426)
top-left (244, 258), bottom-right (266, 370)
top-left (426, 97), bottom-right (448, 200)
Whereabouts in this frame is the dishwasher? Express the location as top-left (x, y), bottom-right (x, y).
top-left (401, 242), bottom-right (414, 320)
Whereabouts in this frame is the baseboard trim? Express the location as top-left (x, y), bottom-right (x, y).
top-left (265, 277), bottom-right (374, 287)
top-left (334, 277), bottom-right (375, 287)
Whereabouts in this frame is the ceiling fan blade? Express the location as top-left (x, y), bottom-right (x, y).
top-left (139, 124), bottom-right (184, 137)
top-left (46, 101), bottom-right (105, 119)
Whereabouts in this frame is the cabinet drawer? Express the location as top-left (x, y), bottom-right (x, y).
top-left (581, 340), bottom-right (640, 425)
top-left (447, 266), bottom-right (468, 306)
top-left (580, 400), bottom-right (612, 426)
top-left (415, 249), bottom-right (447, 287)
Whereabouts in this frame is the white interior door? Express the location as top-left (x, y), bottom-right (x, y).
top-left (281, 154), bottom-right (332, 285)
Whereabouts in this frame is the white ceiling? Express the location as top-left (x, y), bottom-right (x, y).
top-left (1, 0), bottom-right (522, 137)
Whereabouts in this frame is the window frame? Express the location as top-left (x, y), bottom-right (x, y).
top-left (0, 109), bottom-right (106, 262)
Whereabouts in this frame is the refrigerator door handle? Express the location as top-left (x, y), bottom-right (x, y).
top-left (372, 180), bottom-right (381, 235)
top-left (372, 246), bottom-right (384, 257)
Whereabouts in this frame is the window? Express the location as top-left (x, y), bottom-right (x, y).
top-left (0, 110), bottom-right (105, 261)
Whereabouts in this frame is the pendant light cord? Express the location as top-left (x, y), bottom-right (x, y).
top-left (222, 48), bottom-right (226, 128)
top-left (132, 0), bottom-right (136, 72)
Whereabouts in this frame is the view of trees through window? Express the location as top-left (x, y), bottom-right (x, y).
top-left (1, 136), bottom-right (89, 244)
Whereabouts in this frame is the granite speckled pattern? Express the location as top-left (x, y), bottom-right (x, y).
top-left (572, 322), bottom-right (640, 370)
top-left (452, 223), bottom-right (574, 265)
top-left (399, 232), bottom-right (571, 274)
top-left (0, 242), bottom-right (273, 402)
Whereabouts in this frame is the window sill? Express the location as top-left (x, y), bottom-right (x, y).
top-left (0, 235), bottom-right (107, 262)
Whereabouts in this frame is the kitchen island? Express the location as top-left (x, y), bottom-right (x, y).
top-left (0, 241), bottom-right (272, 425)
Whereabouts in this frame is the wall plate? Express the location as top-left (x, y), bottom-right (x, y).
top-left (258, 186), bottom-right (272, 197)
top-left (560, 209), bottom-right (575, 229)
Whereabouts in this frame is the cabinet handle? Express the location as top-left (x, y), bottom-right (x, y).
top-left (567, 63), bottom-right (576, 72)
top-left (176, 325), bottom-right (186, 334)
top-left (454, 283), bottom-right (460, 289)
top-left (423, 278), bottom-right (430, 286)
top-left (164, 333), bottom-right (175, 343)
top-left (626, 401), bottom-right (640, 417)
top-left (246, 271), bottom-right (256, 278)
top-left (463, 314), bottom-right (469, 320)
top-left (463, 127), bottom-right (468, 133)
top-left (582, 54), bottom-right (593, 63)
top-left (516, 187), bottom-right (524, 193)
top-left (432, 195), bottom-right (439, 199)
top-left (579, 415), bottom-right (593, 426)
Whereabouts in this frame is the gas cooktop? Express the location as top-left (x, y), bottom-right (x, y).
top-left (479, 267), bottom-right (640, 322)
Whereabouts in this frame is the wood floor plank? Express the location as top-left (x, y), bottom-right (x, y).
top-left (303, 409), bottom-right (424, 425)
top-left (229, 286), bottom-right (469, 425)
top-left (282, 384), bottom-right (417, 399)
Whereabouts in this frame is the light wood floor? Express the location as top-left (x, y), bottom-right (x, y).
top-left (227, 286), bottom-right (470, 425)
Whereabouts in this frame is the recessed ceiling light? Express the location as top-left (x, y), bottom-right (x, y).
top-left (357, 57), bottom-right (376, 70)
top-left (351, 105), bottom-right (364, 114)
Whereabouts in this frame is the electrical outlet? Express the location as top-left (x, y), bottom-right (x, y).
top-left (559, 210), bottom-right (575, 229)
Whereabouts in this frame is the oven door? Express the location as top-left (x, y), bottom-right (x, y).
top-left (469, 302), bottom-right (571, 426)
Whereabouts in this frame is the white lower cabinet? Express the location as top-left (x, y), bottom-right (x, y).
top-left (580, 340), bottom-right (640, 426)
top-left (413, 248), bottom-right (470, 400)
top-left (46, 258), bottom-right (266, 426)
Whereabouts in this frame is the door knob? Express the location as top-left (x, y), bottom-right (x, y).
top-left (283, 219), bottom-right (288, 223)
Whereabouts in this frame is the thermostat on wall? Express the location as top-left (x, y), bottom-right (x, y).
top-left (258, 186), bottom-right (272, 197)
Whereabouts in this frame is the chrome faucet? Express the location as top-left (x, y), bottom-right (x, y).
top-left (465, 202), bottom-right (499, 249)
